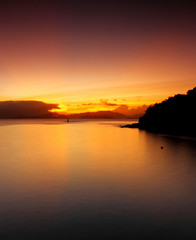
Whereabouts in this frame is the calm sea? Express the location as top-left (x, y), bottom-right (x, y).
top-left (0, 119), bottom-right (196, 239)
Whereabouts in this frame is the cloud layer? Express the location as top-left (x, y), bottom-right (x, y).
top-left (0, 101), bottom-right (59, 118)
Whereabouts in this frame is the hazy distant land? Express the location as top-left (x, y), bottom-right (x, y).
top-left (0, 101), bottom-right (147, 119)
top-left (1, 87), bottom-right (196, 137)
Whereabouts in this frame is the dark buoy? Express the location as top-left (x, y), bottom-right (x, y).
top-left (161, 146), bottom-right (163, 149)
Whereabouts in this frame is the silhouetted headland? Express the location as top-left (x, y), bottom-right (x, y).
top-left (122, 87), bottom-right (196, 137)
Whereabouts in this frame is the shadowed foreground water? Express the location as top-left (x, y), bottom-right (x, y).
top-left (0, 119), bottom-right (196, 239)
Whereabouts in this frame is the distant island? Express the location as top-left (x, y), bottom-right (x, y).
top-left (122, 87), bottom-right (196, 137)
top-left (0, 101), bottom-right (147, 119)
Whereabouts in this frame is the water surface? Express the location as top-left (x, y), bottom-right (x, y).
top-left (0, 119), bottom-right (196, 239)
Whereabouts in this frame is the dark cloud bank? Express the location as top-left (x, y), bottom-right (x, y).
top-left (0, 101), bottom-right (59, 118)
top-left (0, 101), bottom-right (147, 119)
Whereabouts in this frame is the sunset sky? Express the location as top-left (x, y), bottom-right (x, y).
top-left (0, 0), bottom-right (195, 114)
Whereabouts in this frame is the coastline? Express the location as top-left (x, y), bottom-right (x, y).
top-left (121, 122), bottom-right (196, 138)
top-left (121, 87), bottom-right (196, 138)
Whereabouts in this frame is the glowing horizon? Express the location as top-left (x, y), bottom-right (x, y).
top-left (0, 1), bottom-right (195, 114)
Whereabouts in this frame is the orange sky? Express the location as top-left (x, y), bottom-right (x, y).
top-left (0, 1), bottom-right (195, 114)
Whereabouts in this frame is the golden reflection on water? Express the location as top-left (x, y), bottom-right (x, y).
top-left (0, 119), bottom-right (196, 238)
top-left (0, 123), bottom-right (68, 202)
top-left (0, 120), bottom-right (196, 199)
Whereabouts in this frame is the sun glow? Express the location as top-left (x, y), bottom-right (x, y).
top-left (0, 1), bottom-right (195, 116)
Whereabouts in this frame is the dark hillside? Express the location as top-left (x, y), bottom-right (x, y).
top-left (138, 87), bottom-right (196, 136)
